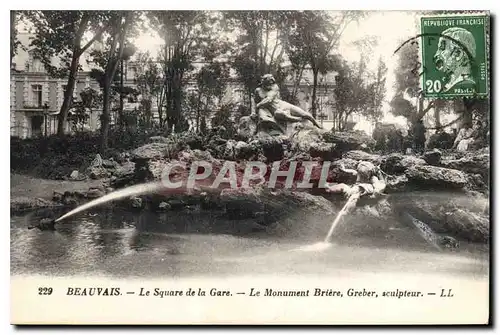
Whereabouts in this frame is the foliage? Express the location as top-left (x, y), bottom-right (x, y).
top-left (331, 55), bottom-right (387, 131)
top-left (88, 11), bottom-right (143, 153)
top-left (67, 87), bottom-right (102, 132)
top-left (26, 10), bottom-right (111, 135)
top-left (10, 11), bottom-right (28, 66)
top-left (148, 11), bottom-right (224, 132)
top-left (211, 104), bottom-right (237, 138)
top-left (288, 11), bottom-right (362, 116)
top-left (191, 62), bottom-right (231, 131)
top-left (223, 11), bottom-right (296, 101)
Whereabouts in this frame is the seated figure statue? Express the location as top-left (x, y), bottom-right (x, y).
top-left (252, 74), bottom-right (322, 136)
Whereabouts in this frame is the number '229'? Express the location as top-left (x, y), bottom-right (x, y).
top-left (38, 287), bottom-right (53, 295)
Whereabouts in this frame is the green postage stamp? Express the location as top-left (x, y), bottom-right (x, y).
top-left (420, 14), bottom-right (489, 98)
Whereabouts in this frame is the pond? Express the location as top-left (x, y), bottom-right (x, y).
top-left (10, 192), bottom-right (489, 279)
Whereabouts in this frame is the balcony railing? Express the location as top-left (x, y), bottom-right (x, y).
top-left (22, 103), bottom-right (51, 112)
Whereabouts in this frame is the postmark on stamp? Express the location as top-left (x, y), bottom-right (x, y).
top-left (420, 14), bottom-right (489, 98)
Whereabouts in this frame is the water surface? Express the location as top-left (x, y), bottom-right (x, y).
top-left (11, 196), bottom-right (489, 279)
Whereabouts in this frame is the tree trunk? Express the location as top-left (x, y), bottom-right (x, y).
top-left (434, 105), bottom-right (441, 128)
top-left (119, 59), bottom-right (124, 129)
top-left (462, 98), bottom-right (474, 128)
top-left (100, 83), bottom-right (111, 155)
top-left (10, 11), bottom-right (16, 67)
top-left (196, 90), bottom-right (202, 132)
top-left (57, 54), bottom-right (79, 135)
top-left (311, 68), bottom-right (319, 118)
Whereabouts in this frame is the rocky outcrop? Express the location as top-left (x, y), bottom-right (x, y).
top-left (11, 196), bottom-right (58, 214)
top-left (441, 151), bottom-right (490, 181)
top-left (423, 149), bottom-right (442, 166)
top-left (322, 130), bottom-right (375, 153)
top-left (343, 150), bottom-right (381, 164)
top-left (392, 192), bottom-right (489, 243)
top-left (380, 153), bottom-right (426, 174)
top-left (34, 127), bottom-right (489, 243)
top-left (405, 165), bottom-right (467, 189)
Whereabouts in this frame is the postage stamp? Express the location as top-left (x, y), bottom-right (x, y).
top-left (420, 14), bottom-right (489, 98)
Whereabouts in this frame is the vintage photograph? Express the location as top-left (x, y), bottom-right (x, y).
top-left (10, 10), bottom-right (490, 325)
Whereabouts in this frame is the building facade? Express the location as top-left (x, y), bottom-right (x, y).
top-left (11, 32), bottom-right (340, 138)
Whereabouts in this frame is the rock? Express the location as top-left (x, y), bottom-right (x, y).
top-left (291, 127), bottom-right (327, 152)
top-left (89, 166), bottom-right (109, 180)
top-left (257, 136), bottom-right (286, 162)
top-left (178, 149), bottom-right (216, 164)
top-left (309, 142), bottom-right (337, 161)
top-left (391, 192), bottom-right (489, 244)
top-left (52, 191), bottom-right (63, 202)
top-left (158, 202), bottom-right (172, 211)
top-left (443, 209), bottom-right (489, 243)
top-left (343, 150), bottom-right (382, 164)
top-left (332, 158), bottom-right (358, 170)
top-left (28, 218), bottom-right (56, 231)
top-left (441, 152), bottom-right (490, 181)
top-left (329, 159), bottom-right (358, 184)
top-left (148, 136), bottom-right (169, 143)
top-left (179, 132), bottom-right (203, 150)
top-left (129, 196), bottom-right (143, 209)
top-left (86, 188), bottom-right (105, 199)
top-left (405, 165), bottom-right (467, 189)
top-left (322, 131), bottom-right (375, 153)
top-left (381, 154), bottom-right (426, 174)
top-left (102, 159), bottom-right (119, 169)
top-left (237, 115), bottom-right (257, 141)
top-left (466, 174), bottom-right (487, 192)
top-left (423, 149), bottom-right (442, 166)
top-left (110, 161), bottom-right (136, 188)
top-left (106, 187), bottom-right (114, 193)
top-left (234, 141), bottom-right (258, 160)
top-left (91, 154), bottom-right (103, 168)
top-left (69, 170), bottom-right (79, 180)
top-left (384, 174), bottom-right (409, 193)
top-left (218, 187), bottom-right (335, 224)
top-left (62, 192), bottom-right (79, 206)
top-left (131, 143), bottom-right (177, 161)
top-left (222, 140), bottom-right (237, 160)
top-left (11, 196), bottom-right (57, 214)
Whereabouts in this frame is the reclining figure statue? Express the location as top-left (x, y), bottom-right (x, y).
top-left (248, 74), bottom-right (323, 137)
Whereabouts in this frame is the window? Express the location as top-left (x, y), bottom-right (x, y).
top-left (31, 84), bottom-right (43, 107)
top-left (127, 66), bottom-right (137, 80)
top-left (232, 88), bottom-right (245, 102)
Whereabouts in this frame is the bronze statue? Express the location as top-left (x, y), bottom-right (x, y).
top-left (252, 74), bottom-right (322, 135)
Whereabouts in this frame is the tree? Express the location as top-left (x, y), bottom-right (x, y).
top-left (390, 39), bottom-right (436, 125)
top-left (134, 51), bottom-right (164, 126)
top-left (68, 87), bottom-right (102, 132)
top-left (331, 57), bottom-right (372, 131)
top-left (366, 57), bottom-right (388, 122)
top-left (89, 11), bottom-right (142, 153)
top-left (223, 11), bottom-right (296, 103)
top-left (192, 62), bottom-right (230, 132)
top-left (27, 10), bottom-right (110, 135)
top-left (289, 11), bottom-right (361, 117)
top-left (148, 11), bottom-right (222, 133)
top-left (10, 11), bottom-right (27, 68)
